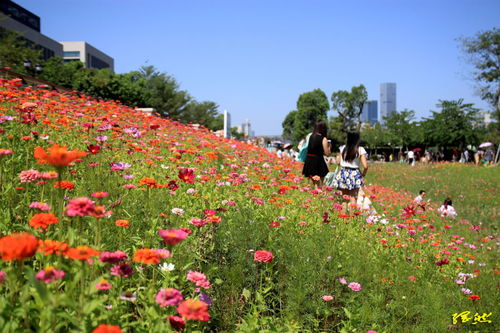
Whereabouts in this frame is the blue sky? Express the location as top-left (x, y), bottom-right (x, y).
top-left (17, 0), bottom-right (499, 135)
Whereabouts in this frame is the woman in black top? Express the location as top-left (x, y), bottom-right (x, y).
top-left (302, 120), bottom-right (331, 188)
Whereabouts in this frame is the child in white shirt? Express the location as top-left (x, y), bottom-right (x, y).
top-left (437, 198), bottom-right (457, 218)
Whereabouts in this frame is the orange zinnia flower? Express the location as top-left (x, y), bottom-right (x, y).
top-left (139, 177), bottom-right (158, 188)
top-left (34, 144), bottom-right (87, 167)
top-left (54, 181), bottom-right (75, 190)
top-left (29, 213), bottom-right (59, 230)
top-left (133, 248), bottom-right (161, 264)
top-left (65, 246), bottom-right (100, 260)
top-left (0, 233), bottom-right (38, 261)
top-left (115, 219), bottom-right (130, 228)
top-left (92, 324), bottom-right (122, 333)
top-left (177, 299), bottom-right (210, 321)
top-left (38, 239), bottom-right (69, 255)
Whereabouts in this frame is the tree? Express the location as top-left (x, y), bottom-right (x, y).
top-left (459, 28), bottom-right (500, 121)
top-left (424, 99), bottom-right (480, 150)
top-left (291, 89), bottom-right (329, 142)
top-left (184, 101), bottom-right (223, 131)
top-left (281, 110), bottom-right (297, 141)
top-left (39, 57), bottom-right (84, 87)
top-left (331, 84), bottom-right (368, 133)
top-left (327, 115), bottom-right (346, 147)
top-left (139, 66), bottom-right (192, 120)
top-left (362, 122), bottom-right (388, 154)
top-left (382, 109), bottom-right (416, 150)
top-left (0, 27), bottom-right (42, 74)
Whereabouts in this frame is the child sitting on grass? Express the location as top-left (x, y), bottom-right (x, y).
top-left (414, 189), bottom-right (429, 211)
top-left (437, 198), bottom-right (457, 218)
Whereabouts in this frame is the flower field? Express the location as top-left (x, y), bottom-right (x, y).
top-left (0, 79), bottom-right (498, 332)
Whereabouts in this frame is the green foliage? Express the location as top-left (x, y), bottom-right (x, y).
top-left (331, 85), bottom-right (368, 133)
top-left (382, 109), bottom-right (416, 149)
top-left (459, 27), bottom-right (500, 121)
top-left (362, 122), bottom-right (389, 151)
top-left (423, 99), bottom-right (481, 149)
top-left (0, 27), bottom-right (43, 74)
top-left (184, 101), bottom-right (223, 131)
top-left (282, 89), bottom-right (329, 143)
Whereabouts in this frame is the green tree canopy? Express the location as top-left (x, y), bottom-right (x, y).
top-left (331, 84), bottom-right (368, 133)
top-left (382, 109), bottom-right (416, 149)
top-left (459, 27), bottom-right (500, 120)
top-left (0, 27), bottom-right (42, 74)
top-left (294, 89), bottom-right (329, 141)
top-left (423, 99), bottom-right (480, 149)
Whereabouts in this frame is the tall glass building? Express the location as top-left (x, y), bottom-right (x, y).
top-left (380, 83), bottom-right (397, 123)
top-left (361, 100), bottom-right (378, 125)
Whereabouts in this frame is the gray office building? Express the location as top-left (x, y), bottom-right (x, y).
top-left (361, 100), bottom-right (378, 125)
top-left (60, 41), bottom-right (114, 72)
top-left (0, 0), bottom-right (63, 60)
top-left (380, 83), bottom-right (397, 122)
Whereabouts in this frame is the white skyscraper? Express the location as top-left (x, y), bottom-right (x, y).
top-left (380, 83), bottom-right (397, 122)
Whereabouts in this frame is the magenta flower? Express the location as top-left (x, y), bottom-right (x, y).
top-left (158, 229), bottom-right (188, 246)
top-left (155, 288), bottom-right (184, 307)
top-left (110, 262), bottom-right (134, 277)
top-left (100, 250), bottom-right (128, 264)
top-left (35, 267), bottom-right (65, 284)
top-left (338, 277), bottom-right (347, 285)
top-left (0, 270), bottom-right (6, 284)
top-left (189, 217), bottom-right (208, 227)
top-left (65, 197), bottom-right (96, 217)
top-left (348, 282), bottom-right (362, 291)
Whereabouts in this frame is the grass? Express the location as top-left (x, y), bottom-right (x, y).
top-left (366, 162), bottom-right (500, 230)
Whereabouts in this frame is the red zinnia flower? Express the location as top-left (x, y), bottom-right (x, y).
top-left (168, 315), bottom-right (186, 329)
top-left (87, 144), bottom-right (101, 154)
top-left (178, 168), bottom-right (195, 183)
top-left (468, 294), bottom-right (480, 301)
top-left (0, 233), bottom-right (38, 261)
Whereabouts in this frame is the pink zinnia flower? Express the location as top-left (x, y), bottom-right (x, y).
top-left (123, 184), bottom-right (136, 189)
top-left (153, 249), bottom-right (171, 259)
top-left (95, 279), bottom-right (112, 290)
top-left (338, 277), bottom-right (347, 285)
top-left (158, 229), bottom-right (188, 246)
top-left (29, 202), bottom-right (51, 211)
top-left (254, 250), bottom-right (273, 263)
top-left (187, 271), bottom-right (211, 289)
top-left (155, 288), bottom-right (184, 307)
top-left (19, 169), bottom-right (41, 183)
top-left (189, 217), bottom-right (208, 227)
top-left (0, 270), bottom-right (6, 284)
top-left (35, 267), bottom-right (65, 283)
top-left (65, 197), bottom-right (96, 217)
top-left (348, 282), bottom-right (362, 291)
top-left (322, 295), bottom-right (334, 301)
top-left (0, 149), bottom-right (13, 155)
top-left (100, 250), bottom-right (128, 264)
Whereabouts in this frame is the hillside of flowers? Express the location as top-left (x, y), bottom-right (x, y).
top-left (0, 78), bottom-right (498, 332)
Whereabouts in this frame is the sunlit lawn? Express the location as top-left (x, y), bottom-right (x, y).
top-left (366, 162), bottom-right (499, 231)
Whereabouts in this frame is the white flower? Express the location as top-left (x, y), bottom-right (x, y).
top-left (159, 262), bottom-right (175, 272)
top-left (171, 208), bottom-right (185, 215)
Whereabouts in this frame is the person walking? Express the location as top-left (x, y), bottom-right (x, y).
top-left (302, 120), bottom-right (331, 188)
top-left (333, 131), bottom-right (368, 213)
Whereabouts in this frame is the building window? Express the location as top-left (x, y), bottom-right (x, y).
top-left (63, 51), bottom-right (80, 57)
top-left (90, 55), bottom-right (110, 69)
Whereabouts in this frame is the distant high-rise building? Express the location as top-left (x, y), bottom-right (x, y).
top-left (241, 119), bottom-right (253, 138)
top-left (361, 100), bottom-right (378, 125)
top-left (0, 0), bottom-right (62, 60)
top-left (380, 83), bottom-right (397, 122)
top-left (60, 41), bottom-right (114, 72)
